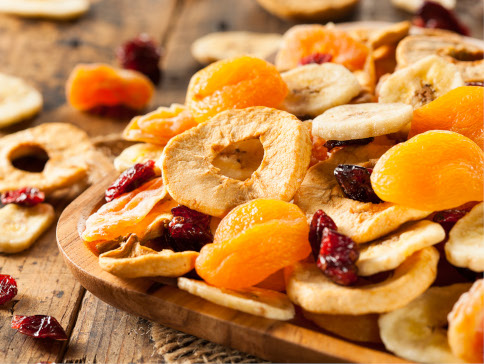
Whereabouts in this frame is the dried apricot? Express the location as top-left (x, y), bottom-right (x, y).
top-left (185, 56), bottom-right (288, 123)
top-left (275, 25), bottom-right (370, 72)
top-left (123, 104), bottom-right (197, 145)
top-left (66, 63), bottom-right (154, 111)
top-left (409, 86), bottom-right (484, 149)
top-left (195, 199), bottom-right (311, 290)
top-left (371, 131), bottom-right (484, 211)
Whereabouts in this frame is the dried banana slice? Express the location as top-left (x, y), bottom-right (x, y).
top-left (312, 103), bottom-right (412, 141)
top-left (303, 311), bottom-right (381, 343)
top-left (445, 202), bottom-right (484, 272)
top-left (294, 144), bottom-right (432, 243)
top-left (0, 0), bottom-right (89, 20)
top-left (178, 277), bottom-right (295, 320)
top-left (0, 123), bottom-right (91, 194)
top-left (379, 283), bottom-right (471, 363)
top-left (392, 0), bottom-right (455, 12)
top-left (286, 247), bottom-right (439, 315)
top-left (191, 31), bottom-right (282, 64)
top-left (0, 203), bottom-right (54, 253)
top-left (378, 55), bottom-right (464, 108)
top-left (357, 220), bottom-right (445, 276)
top-left (114, 143), bottom-right (164, 173)
top-left (162, 107), bottom-right (311, 217)
top-left (280, 63), bottom-right (361, 118)
top-left (99, 235), bottom-right (198, 278)
top-left (0, 73), bottom-right (42, 128)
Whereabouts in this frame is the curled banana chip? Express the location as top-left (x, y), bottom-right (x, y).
top-left (0, 203), bottom-right (54, 253)
top-left (99, 235), bottom-right (198, 278)
top-left (113, 143), bottom-right (164, 173)
top-left (286, 247), bottom-right (439, 315)
top-left (294, 144), bottom-right (432, 243)
top-left (191, 31), bottom-right (282, 64)
top-left (0, 73), bottom-right (42, 128)
top-left (178, 278), bottom-right (295, 320)
top-left (445, 202), bottom-right (484, 272)
top-left (0, 0), bottom-right (89, 19)
top-left (162, 107), bottom-right (311, 217)
top-left (357, 220), bottom-right (445, 276)
top-left (379, 283), bottom-right (471, 363)
top-left (280, 63), bottom-right (361, 118)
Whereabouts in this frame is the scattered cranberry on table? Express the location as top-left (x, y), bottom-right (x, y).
top-left (11, 315), bottom-right (68, 341)
top-left (0, 275), bottom-right (18, 305)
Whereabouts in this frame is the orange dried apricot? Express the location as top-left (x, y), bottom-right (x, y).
top-left (186, 56), bottom-right (288, 124)
top-left (256, 269), bottom-right (286, 292)
top-left (275, 25), bottom-right (370, 72)
top-left (66, 63), bottom-right (154, 111)
top-left (409, 86), bottom-right (484, 149)
top-left (371, 131), bottom-right (484, 211)
top-left (195, 199), bottom-right (311, 290)
top-left (123, 104), bottom-right (197, 145)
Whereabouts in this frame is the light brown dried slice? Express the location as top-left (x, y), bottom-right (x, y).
top-left (99, 235), bottom-right (198, 278)
top-left (0, 0), bottom-right (89, 19)
top-left (294, 143), bottom-right (432, 243)
top-left (113, 143), bottom-right (164, 173)
top-left (379, 283), bottom-right (471, 363)
top-left (162, 107), bottom-right (311, 217)
top-left (286, 246), bottom-right (439, 315)
top-left (178, 278), bottom-right (295, 320)
top-left (0, 123), bottom-right (92, 194)
top-left (357, 220), bottom-right (445, 276)
top-left (368, 21), bottom-right (411, 50)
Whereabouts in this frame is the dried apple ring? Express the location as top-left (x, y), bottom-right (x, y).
top-left (0, 123), bottom-right (91, 193)
top-left (161, 107), bottom-right (312, 217)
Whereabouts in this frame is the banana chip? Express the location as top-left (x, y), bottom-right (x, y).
top-left (114, 143), bottom-right (164, 173)
top-left (0, 203), bottom-right (54, 253)
top-left (0, 0), bottom-right (89, 20)
top-left (99, 235), bottom-right (198, 278)
top-left (286, 247), bottom-right (439, 315)
top-left (294, 144), bottom-right (432, 243)
top-left (445, 202), bottom-right (484, 272)
top-left (0, 73), bottom-right (42, 128)
top-left (379, 283), bottom-right (471, 363)
top-left (358, 220), bottom-right (445, 276)
top-left (178, 278), bottom-right (295, 320)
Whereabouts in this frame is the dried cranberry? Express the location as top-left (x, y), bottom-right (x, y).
top-left (105, 160), bottom-right (156, 202)
top-left (11, 315), bottom-right (67, 340)
top-left (309, 210), bottom-right (337, 261)
top-left (117, 34), bottom-right (162, 84)
top-left (433, 209), bottom-right (469, 233)
top-left (466, 81), bottom-right (484, 87)
top-left (171, 205), bottom-right (210, 229)
top-left (324, 137), bottom-right (374, 151)
top-left (413, 1), bottom-right (470, 36)
top-left (334, 164), bottom-right (382, 204)
top-left (317, 228), bottom-right (359, 286)
top-left (1, 187), bottom-right (45, 207)
top-left (299, 53), bottom-right (333, 66)
top-left (0, 275), bottom-right (17, 305)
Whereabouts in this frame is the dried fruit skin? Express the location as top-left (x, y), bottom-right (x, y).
top-left (1, 187), bottom-right (45, 206)
top-left (309, 209), bottom-right (337, 261)
top-left (371, 131), bottom-right (484, 211)
top-left (11, 315), bottom-right (67, 340)
top-left (186, 56), bottom-right (288, 123)
top-left (105, 160), bottom-right (156, 202)
top-left (334, 165), bottom-right (382, 204)
top-left (324, 137), bottom-right (374, 151)
top-left (0, 275), bottom-right (17, 305)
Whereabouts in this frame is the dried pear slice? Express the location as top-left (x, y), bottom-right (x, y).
top-left (0, 0), bottom-right (89, 20)
top-left (99, 235), bottom-right (198, 278)
top-left (178, 277), bottom-right (295, 320)
top-left (286, 247), bottom-right (439, 315)
top-left (162, 107), bottom-right (311, 217)
top-left (114, 143), bottom-right (164, 173)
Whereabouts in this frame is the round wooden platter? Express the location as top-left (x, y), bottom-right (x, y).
top-left (57, 170), bottom-right (408, 363)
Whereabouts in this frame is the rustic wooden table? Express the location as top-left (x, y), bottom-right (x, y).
top-left (0, 0), bottom-right (482, 362)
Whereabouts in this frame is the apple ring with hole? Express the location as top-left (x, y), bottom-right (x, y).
top-left (0, 123), bottom-right (92, 194)
top-left (161, 107), bottom-right (311, 217)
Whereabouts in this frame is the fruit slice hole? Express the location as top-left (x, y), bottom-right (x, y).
top-left (9, 144), bottom-right (49, 173)
top-left (441, 48), bottom-right (484, 62)
top-left (211, 138), bottom-right (264, 181)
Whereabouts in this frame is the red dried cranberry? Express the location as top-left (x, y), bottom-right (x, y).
top-left (324, 137), bottom-right (374, 151)
top-left (1, 187), bottom-right (45, 207)
top-left (309, 210), bottom-right (337, 261)
top-left (317, 228), bottom-right (359, 286)
top-left (105, 160), bottom-right (156, 202)
top-left (466, 81), bottom-right (484, 87)
top-left (334, 164), bottom-right (382, 204)
top-left (413, 1), bottom-right (470, 36)
top-left (433, 209), bottom-right (469, 233)
top-left (0, 275), bottom-right (17, 305)
top-left (117, 34), bottom-right (162, 84)
top-left (171, 205), bottom-right (210, 229)
top-left (11, 315), bottom-right (67, 340)
top-left (299, 53), bottom-right (333, 66)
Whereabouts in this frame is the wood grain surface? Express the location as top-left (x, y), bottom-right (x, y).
top-left (0, 0), bottom-right (482, 362)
